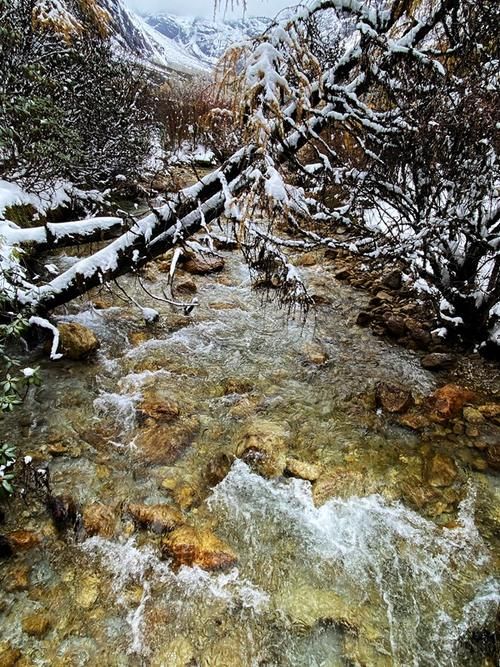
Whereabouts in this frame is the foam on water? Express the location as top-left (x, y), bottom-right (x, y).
top-left (93, 391), bottom-right (141, 435)
top-left (208, 461), bottom-right (495, 665)
top-left (81, 536), bottom-right (269, 655)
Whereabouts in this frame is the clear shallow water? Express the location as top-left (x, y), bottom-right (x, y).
top-left (0, 251), bottom-right (498, 666)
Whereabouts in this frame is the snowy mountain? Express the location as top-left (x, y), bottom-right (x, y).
top-left (97, 0), bottom-right (211, 75)
top-left (143, 14), bottom-right (271, 68)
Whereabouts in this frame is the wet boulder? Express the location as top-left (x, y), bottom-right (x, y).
top-left (83, 503), bottom-right (116, 537)
top-left (428, 384), bottom-right (476, 422)
top-left (56, 322), bottom-right (100, 360)
top-left (127, 503), bottom-right (183, 534)
top-left (235, 419), bottom-right (288, 477)
top-left (161, 525), bottom-right (237, 571)
top-left (182, 253), bottom-right (225, 275)
top-left (375, 382), bottom-right (414, 414)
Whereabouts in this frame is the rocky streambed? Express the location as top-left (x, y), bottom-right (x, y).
top-left (0, 245), bottom-right (499, 666)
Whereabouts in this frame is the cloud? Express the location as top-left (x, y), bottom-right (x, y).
top-left (124, 0), bottom-right (290, 18)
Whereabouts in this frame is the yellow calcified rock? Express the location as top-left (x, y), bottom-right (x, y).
top-left (55, 322), bottom-right (100, 360)
top-left (235, 419), bottom-right (288, 478)
top-left (161, 525), bottom-right (237, 571)
top-left (285, 458), bottom-right (322, 481)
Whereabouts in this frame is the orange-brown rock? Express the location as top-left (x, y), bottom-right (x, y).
top-left (7, 530), bottom-right (41, 552)
top-left (127, 504), bottom-right (183, 533)
top-left (135, 417), bottom-right (199, 466)
top-left (182, 253), bottom-right (225, 275)
top-left (375, 382), bottom-right (413, 414)
top-left (428, 384), bottom-right (476, 422)
top-left (83, 504), bottom-right (116, 537)
top-left (161, 526), bottom-right (237, 571)
top-left (424, 452), bottom-right (458, 488)
top-left (5, 566), bottom-right (30, 592)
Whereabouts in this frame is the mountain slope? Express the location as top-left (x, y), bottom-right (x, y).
top-left (143, 14), bottom-right (271, 67)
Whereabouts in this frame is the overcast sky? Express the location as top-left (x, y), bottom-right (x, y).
top-left (125, 0), bottom-right (292, 19)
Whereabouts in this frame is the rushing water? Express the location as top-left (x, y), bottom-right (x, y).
top-left (0, 250), bottom-right (498, 666)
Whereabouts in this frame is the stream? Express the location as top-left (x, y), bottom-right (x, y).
top-left (0, 247), bottom-right (499, 666)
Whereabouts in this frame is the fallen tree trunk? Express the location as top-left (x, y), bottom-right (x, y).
top-left (1, 217), bottom-right (124, 250)
top-left (9, 0), bottom-right (460, 318)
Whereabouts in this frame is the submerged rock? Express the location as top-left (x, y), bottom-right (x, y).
top-left (83, 503), bottom-right (116, 537)
top-left (151, 636), bottom-right (195, 667)
top-left (136, 416), bottom-right (200, 465)
top-left (127, 503), bottom-right (183, 533)
top-left (285, 458), bottom-right (321, 481)
top-left (7, 530), bottom-right (41, 552)
top-left (277, 584), bottom-right (359, 632)
top-left (375, 382), bottom-right (413, 414)
top-left (463, 406), bottom-right (485, 424)
top-left (313, 469), bottom-right (366, 506)
top-left (301, 342), bottom-right (329, 365)
top-left (478, 403), bottom-right (500, 424)
top-left (235, 419), bottom-right (288, 477)
top-left (0, 643), bottom-right (21, 667)
top-left (21, 612), bottom-right (52, 638)
top-left (56, 322), bottom-right (100, 360)
top-left (47, 495), bottom-right (78, 532)
top-left (486, 443), bottom-right (500, 471)
top-left (428, 384), bottom-right (476, 422)
top-left (137, 396), bottom-right (180, 423)
top-left (424, 452), bottom-right (458, 488)
top-left (161, 525), bottom-right (237, 571)
top-left (0, 536), bottom-right (13, 559)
